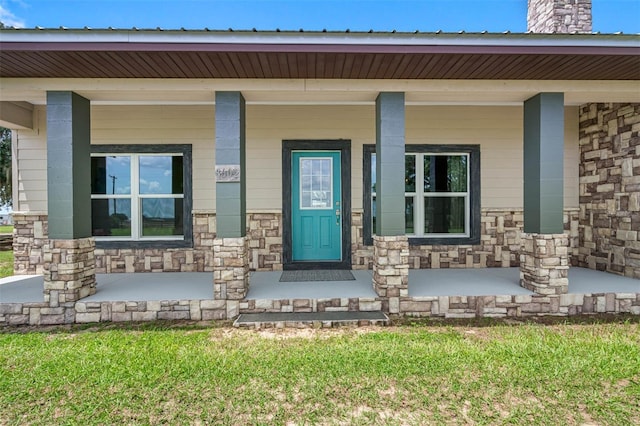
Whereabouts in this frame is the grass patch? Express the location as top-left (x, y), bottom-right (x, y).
top-left (0, 250), bottom-right (12, 278)
top-left (0, 225), bottom-right (13, 234)
top-left (1, 322), bottom-right (639, 425)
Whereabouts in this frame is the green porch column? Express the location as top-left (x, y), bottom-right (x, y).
top-left (524, 93), bottom-right (564, 234)
top-left (213, 91), bottom-right (249, 300)
top-left (43, 91), bottom-right (96, 308)
top-left (376, 92), bottom-right (406, 236)
top-left (47, 92), bottom-right (92, 239)
top-left (520, 92), bottom-right (569, 295)
top-left (373, 92), bottom-right (409, 312)
top-left (215, 91), bottom-right (246, 238)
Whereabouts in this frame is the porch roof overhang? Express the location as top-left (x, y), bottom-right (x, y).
top-left (1, 28), bottom-right (639, 81)
top-left (1, 29), bottom-right (639, 109)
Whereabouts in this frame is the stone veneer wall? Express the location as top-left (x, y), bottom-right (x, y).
top-left (13, 212), bottom-right (48, 275)
top-left (14, 209), bottom-right (579, 274)
top-left (2, 291), bottom-right (639, 327)
top-left (578, 103), bottom-right (640, 278)
top-left (13, 212), bottom-right (283, 274)
top-left (13, 209), bottom-right (579, 274)
top-left (527, 0), bottom-right (592, 33)
top-left (352, 209), bottom-right (579, 270)
top-left (247, 212), bottom-right (283, 271)
top-left (43, 238), bottom-right (97, 305)
top-left (520, 233), bottom-right (569, 295)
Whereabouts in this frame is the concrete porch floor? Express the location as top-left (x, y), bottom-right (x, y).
top-left (0, 267), bottom-right (638, 304)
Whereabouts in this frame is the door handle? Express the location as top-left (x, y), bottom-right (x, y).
top-left (335, 209), bottom-right (341, 226)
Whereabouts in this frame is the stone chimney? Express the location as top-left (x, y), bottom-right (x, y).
top-left (527, 0), bottom-right (592, 33)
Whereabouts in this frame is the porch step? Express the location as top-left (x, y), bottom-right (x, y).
top-left (233, 311), bottom-right (390, 328)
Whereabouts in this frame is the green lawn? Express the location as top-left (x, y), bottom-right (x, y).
top-left (1, 321), bottom-right (639, 425)
top-left (0, 250), bottom-right (12, 278)
top-left (0, 224), bottom-right (13, 234)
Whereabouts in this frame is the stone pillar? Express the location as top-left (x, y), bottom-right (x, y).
top-left (214, 92), bottom-right (248, 301)
top-left (44, 91), bottom-right (95, 306)
top-left (373, 235), bottom-right (409, 300)
top-left (521, 93), bottom-right (570, 293)
top-left (43, 238), bottom-right (96, 305)
top-left (520, 233), bottom-right (569, 295)
top-left (213, 236), bottom-right (249, 300)
top-left (373, 93), bottom-right (409, 304)
top-left (527, 0), bottom-right (592, 34)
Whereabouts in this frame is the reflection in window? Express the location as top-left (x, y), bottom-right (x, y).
top-left (405, 196), bottom-right (414, 234)
top-left (91, 199), bottom-right (132, 237)
top-left (405, 155), bottom-right (416, 192)
top-left (424, 196), bottom-right (466, 234)
top-left (139, 156), bottom-right (183, 195)
top-left (424, 155), bottom-right (467, 192)
top-left (141, 198), bottom-right (183, 236)
top-left (91, 156), bottom-right (131, 195)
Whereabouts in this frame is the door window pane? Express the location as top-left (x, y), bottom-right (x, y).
top-left (91, 156), bottom-right (131, 195)
top-left (424, 155), bottom-right (467, 192)
top-left (141, 198), bottom-right (184, 236)
top-left (91, 198), bottom-right (132, 237)
top-left (424, 196), bottom-right (466, 234)
top-left (300, 158), bottom-right (332, 209)
top-left (139, 156), bottom-right (183, 195)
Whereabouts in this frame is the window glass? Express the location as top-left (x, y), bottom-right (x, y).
top-left (372, 195), bottom-right (376, 234)
top-left (91, 156), bottom-right (131, 195)
top-left (91, 152), bottom-right (186, 241)
top-left (141, 198), bottom-right (184, 236)
top-left (371, 154), bottom-right (377, 193)
top-left (91, 198), bottom-right (132, 237)
top-left (424, 196), bottom-right (466, 234)
top-left (405, 155), bottom-right (416, 192)
top-left (139, 156), bottom-right (183, 195)
top-left (424, 155), bottom-right (467, 192)
top-left (405, 196), bottom-right (414, 234)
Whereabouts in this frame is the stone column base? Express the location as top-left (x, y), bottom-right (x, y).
top-left (43, 238), bottom-right (97, 306)
top-left (520, 233), bottom-right (569, 295)
top-left (214, 236), bottom-right (250, 300)
top-left (373, 235), bottom-right (409, 303)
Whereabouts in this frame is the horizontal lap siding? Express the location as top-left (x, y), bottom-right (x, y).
top-left (246, 105), bottom-right (375, 211)
top-left (15, 106), bottom-right (47, 211)
top-left (14, 104), bottom-right (579, 214)
top-left (406, 105), bottom-right (578, 209)
top-left (91, 105), bottom-right (216, 211)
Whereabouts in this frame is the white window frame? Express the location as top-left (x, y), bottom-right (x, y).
top-left (372, 152), bottom-right (470, 239)
top-left (90, 153), bottom-right (185, 241)
top-left (415, 152), bottom-right (470, 238)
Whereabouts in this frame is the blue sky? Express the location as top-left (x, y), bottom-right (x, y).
top-left (0, 0), bottom-right (638, 33)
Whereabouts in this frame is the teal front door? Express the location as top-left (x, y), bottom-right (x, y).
top-left (292, 151), bottom-right (342, 261)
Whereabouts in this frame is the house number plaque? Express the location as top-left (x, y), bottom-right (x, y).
top-left (215, 165), bottom-right (241, 182)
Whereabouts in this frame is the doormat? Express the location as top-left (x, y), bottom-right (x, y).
top-left (279, 270), bottom-right (356, 282)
